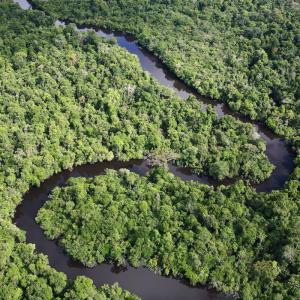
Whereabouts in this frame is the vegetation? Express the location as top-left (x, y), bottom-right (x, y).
top-left (0, 0), bottom-right (298, 299)
top-left (37, 167), bottom-right (300, 299)
top-left (0, 219), bottom-right (139, 299)
top-left (31, 0), bottom-right (300, 141)
top-left (0, 0), bottom-right (273, 220)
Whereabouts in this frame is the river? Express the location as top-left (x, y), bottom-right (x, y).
top-left (12, 0), bottom-right (295, 299)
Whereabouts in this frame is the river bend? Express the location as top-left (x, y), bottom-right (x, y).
top-left (12, 0), bottom-right (295, 299)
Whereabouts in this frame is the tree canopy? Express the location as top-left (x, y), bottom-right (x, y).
top-left (0, 1), bottom-right (299, 299)
top-left (31, 0), bottom-right (300, 141)
top-left (37, 167), bottom-right (300, 299)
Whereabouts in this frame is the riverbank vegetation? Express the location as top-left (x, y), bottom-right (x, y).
top-left (0, 219), bottom-right (139, 299)
top-left (0, 1), bottom-right (273, 197)
top-left (31, 0), bottom-right (300, 142)
top-left (37, 167), bottom-right (300, 299)
top-left (0, 2), bottom-right (139, 298)
top-left (0, 1), bottom-right (273, 298)
top-left (0, 0), bottom-right (299, 299)
top-left (0, 0), bottom-right (274, 220)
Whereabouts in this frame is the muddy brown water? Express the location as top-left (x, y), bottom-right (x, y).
top-left (12, 0), bottom-right (295, 299)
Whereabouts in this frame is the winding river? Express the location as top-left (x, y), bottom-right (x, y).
top-left (12, 0), bottom-right (295, 299)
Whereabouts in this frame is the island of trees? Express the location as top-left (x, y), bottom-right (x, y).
top-left (37, 167), bottom-right (300, 299)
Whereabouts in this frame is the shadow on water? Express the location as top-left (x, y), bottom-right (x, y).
top-left (12, 0), bottom-right (295, 299)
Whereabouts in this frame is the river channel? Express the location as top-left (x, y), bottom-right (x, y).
top-left (12, 0), bottom-right (295, 299)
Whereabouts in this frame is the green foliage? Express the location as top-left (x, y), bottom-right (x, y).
top-left (0, 0), bottom-right (273, 221)
top-left (31, 0), bottom-right (300, 141)
top-left (0, 220), bottom-right (67, 300)
top-left (0, 218), bottom-right (138, 300)
top-left (37, 167), bottom-right (300, 299)
top-left (64, 277), bottom-right (138, 300)
top-left (0, 1), bottom-right (298, 300)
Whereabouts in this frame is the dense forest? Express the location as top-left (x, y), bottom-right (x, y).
top-left (0, 0), bottom-right (299, 299)
top-left (31, 0), bottom-right (300, 142)
top-left (37, 167), bottom-right (300, 299)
